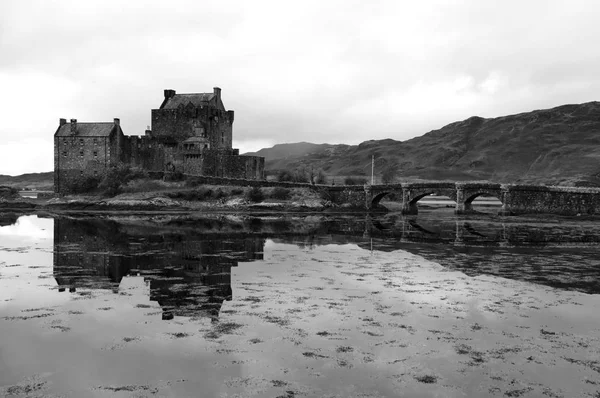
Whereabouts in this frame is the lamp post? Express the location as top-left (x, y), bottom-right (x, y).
top-left (371, 155), bottom-right (375, 185)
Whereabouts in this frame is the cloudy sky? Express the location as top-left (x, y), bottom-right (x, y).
top-left (1, 0), bottom-right (600, 175)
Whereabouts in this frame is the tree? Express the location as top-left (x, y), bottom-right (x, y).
top-left (98, 165), bottom-right (146, 197)
top-left (381, 166), bottom-right (398, 184)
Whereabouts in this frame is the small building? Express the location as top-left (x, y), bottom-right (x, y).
top-left (54, 87), bottom-right (265, 194)
top-left (54, 118), bottom-right (125, 193)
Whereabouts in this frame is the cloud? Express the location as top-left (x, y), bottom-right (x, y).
top-left (0, 138), bottom-right (54, 176)
top-left (0, 215), bottom-right (53, 240)
top-left (1, 0), bottom-right (600, 174)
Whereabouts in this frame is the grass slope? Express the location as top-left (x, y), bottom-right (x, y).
top-left (0, 172), bottom-right (54, 189)
top-left (251, 102), bottom-right (600, 186)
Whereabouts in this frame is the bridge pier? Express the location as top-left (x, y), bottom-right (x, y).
top-left (400, 189), bottom-right (418, 215)
top-left (364, 185), bottom-right (373, 210)
top-left (454, 188), bottom-right (474, 214)
top-left (454, 220), bottom-right (465, 245)
top-left (498, 186), bottom-right (513, 216)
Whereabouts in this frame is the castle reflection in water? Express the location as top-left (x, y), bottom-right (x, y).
top-left (52, 214), bottom-right (600, 320)
top-left (53, 217), bottom-right (265, 320)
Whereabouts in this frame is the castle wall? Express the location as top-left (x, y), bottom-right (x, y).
top-left (123, 136), bottom-right (166, 171)
top-left (182, 150), bottom-right (264, 180)
top-left (151, 107), bottom-right (233, 150)
top-left (54, 135), bottom-right (113, 193)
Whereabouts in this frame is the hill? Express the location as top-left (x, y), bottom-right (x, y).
top-left (245, 102), bottom-right (600, 186)
top-left (0, 172), bottom-right (54, 190)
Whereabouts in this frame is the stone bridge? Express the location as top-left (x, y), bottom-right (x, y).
top-left (177, 174), bottom-right (600, 216)
top-left (318, 181), bottom-right (600, 216)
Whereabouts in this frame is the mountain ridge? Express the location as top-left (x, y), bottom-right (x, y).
top-left (3, 102), bottom-right (600, 188)
top-left (245, 101), bottom-right (600, 186)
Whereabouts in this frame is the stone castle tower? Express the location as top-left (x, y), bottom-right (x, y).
top-left (54, 87), bottom-right (264, 193)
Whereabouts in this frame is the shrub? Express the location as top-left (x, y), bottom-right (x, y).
top-left (319, 188), bottom-right (340, 203)
top-left (270, 187), bottom-right (290, 200)
top-left (381, 166), bottom-right (398, 184)
top-left (185, 177), bottom-right (203, 187)
top-left (212, 188), bottom-right (226, 200)
top-left (276, 170), bottom-right (295, 182)
top-left (276, 168), bottom-right (311, 183)
top-left (164, 171), bottom-right (184, 182)
top-left (98, 165), bottom-right (145, 197)
top-left (343, 176), bottom-right (368, 185)
top-left (193, 187), bottom-right (213, 200)
top-left (245, 186), bottom-right (264, 202)
top-left (231, 188), bottom-right (244, 195)
top-left (66, 175), bottom-right (101, 194)
top-left (294, 171), bottom-right (310, 183)
top-left (122, 179), bottom-right (168, 193)
top-left (167, 187), bottom-right (215, 201)
top-left (0, 186), bottom-right (21, 199)
top-left (314, 170), bottom-right (327, 185)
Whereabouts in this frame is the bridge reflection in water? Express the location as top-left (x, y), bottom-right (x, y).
top-left (52, 214), bottom-right (600, 320)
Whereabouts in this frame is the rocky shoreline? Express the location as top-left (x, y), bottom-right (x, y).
top-left (0, 195), bottom-right (356, 214)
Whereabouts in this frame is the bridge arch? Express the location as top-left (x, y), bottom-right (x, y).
top-left (402, 186), bottom-right (457, 214)
top-left (464, 191), bottom-right (502, 203)
top-left (459, 186), bottom-right (503, 214)
top-left (369, 188), bottom-right (403, 209)
top-left (371, 191), bottom-right (391, 207)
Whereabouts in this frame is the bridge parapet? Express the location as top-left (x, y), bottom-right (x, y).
top-left (502, 184), bottom-right (600, 215)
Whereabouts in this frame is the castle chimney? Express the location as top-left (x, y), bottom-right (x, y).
top-left (59, 118), bottom-right (66, 126)
top-left (113, 118), bottom-right (120, 126)
top-left (164, 89), bottom-right (176, 99)
top-left (213, 87), bottom-right (221, 101)
top-left (70, 119), bottom-right (77, 134)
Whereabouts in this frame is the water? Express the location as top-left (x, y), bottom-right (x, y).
top-left (1, 211), bottom-right (599, 397)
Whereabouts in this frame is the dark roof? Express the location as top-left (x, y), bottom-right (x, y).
top-left (55, 122), bottom-right (116, 137)
top-left (161, 93), bottom-right (214, 109)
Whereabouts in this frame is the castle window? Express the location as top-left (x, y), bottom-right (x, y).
top-left (80, 150), bottom-right (84, 157)
top-left (62, 151), bottom-right (67, 157)
top-left (194, 127), bottom-right (205, 137)
top-left (93, 138), bottom-right (98, 145)
top-left (80, 139), bottom-right (84, 145)
top-left (80, 171), bottom-right (84, 176)
top-left (63, 139), bottom-right (67, 145)
top-left (93, 151), bottom-right (98, 157)
top-left (93, 170), bottom-right (98, 176)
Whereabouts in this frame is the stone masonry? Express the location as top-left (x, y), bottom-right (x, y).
top-left (54, 87), bottom-right (264, 193)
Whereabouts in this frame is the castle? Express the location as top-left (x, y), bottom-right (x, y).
top-left (54, 87), bottom-right (265, 193)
